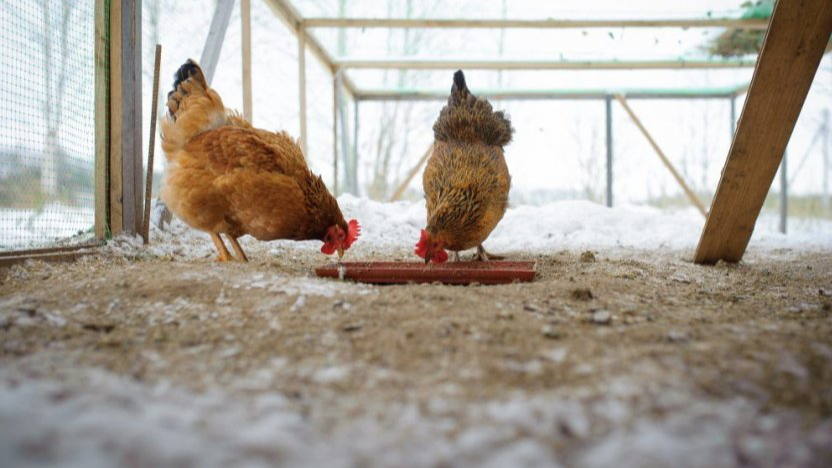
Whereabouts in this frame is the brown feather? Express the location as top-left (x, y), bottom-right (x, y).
top-left (160, 60), bottom-right (346, 244)
top-left (423, 70), bottom-right (513, 251)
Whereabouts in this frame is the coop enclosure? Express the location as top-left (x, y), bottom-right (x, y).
top-left (1, 0), bottom-right (830, 261)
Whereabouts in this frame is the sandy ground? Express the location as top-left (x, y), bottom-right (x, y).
top-left (1, 237), bottom-right (831, 467)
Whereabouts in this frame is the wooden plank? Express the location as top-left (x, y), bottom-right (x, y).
top-left (122, 0), bottom-right (143, 234)
top-left (0, 250), bottom-right (98, 269)
top-left (108, 0), bottom-right (123, 234)
top-left (0, 242), bottom-right (102, 259)
top-left (241, 0), bottom-right (253, 122)
top-left (94, 0), bottom-right (109, 239)
top-left (615, 95), bottom-right (707, 217)
top-left (695, 0), bottom-right (832, 265)
top-left (109, 0), bottom-right (143, 235)
top-left (199, 0), bottom-right (235, 85)
top-left (389, 143), bottom-right (434, 202)
top-left (335, 58), bottom-right (757, 71)
top-left (303, 17), bottom-right (769, 30)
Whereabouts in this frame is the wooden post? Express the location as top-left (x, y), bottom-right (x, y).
top-left (199, 0), bottom-right (235, 85)
top-left (390, 143), bottom-right (434, 202)
top-left (241, 0), bottom-right (253, 122)
top-left (615, 94), bottom-right (707, 217)
top-left (780, 150), bottom-right (788, 234)
top-left (605, 94), bottom-right (613, 207)
top-left (94, 0), bottom-right (109, 238)
top-left (109, 0), bottom-right (143, 235)
top-left (824, 109), bottom-right (830, 210)
top-left (352, 99), bottom-right (359, 193)
top-left (695, 0), bottom-right (832, 264)
top-left (729, 96), bottom-right (736, 138)
top-left (298, 30), bottom-right (308, 156)
top-left (142, 45), bottom-right (162, 244)
top-left (333, 71), bottom-right (339, 195)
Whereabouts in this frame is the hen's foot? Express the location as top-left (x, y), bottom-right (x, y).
top-left (453, 251), bottom-right (461, 262)
top-left (474, 245), bottom-right (504, 262)
top-left (211, 232), bottom-right (233, 262)
top-left (228, 236), bottom-right (249, 262)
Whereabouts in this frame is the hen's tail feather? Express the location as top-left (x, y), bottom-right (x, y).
top-left (166, 59), bottom-right (210, 121)
top-left (434, 70), bottom-right (514, 147)
top-left (160, 59), bottom-right (227, 155)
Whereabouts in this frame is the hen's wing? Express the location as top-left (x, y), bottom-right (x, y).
top-left (185, 126), bottom-right (313, 240)
top-left (188, 126), bottom-right (307, 178)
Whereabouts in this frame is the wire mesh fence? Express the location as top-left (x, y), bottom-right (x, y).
top-left (0, 0), bottom-right (100, 251)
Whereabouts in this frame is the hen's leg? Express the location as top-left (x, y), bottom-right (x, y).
top-left (475, 245), bottom-right (504, 262)
top-left (228, 236), bottom-right (249, 262)
top-left (211, 232), bottom-right (233, 262)
top-left (453, 251), bottom-right (461, 262)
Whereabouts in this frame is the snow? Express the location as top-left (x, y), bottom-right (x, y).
top-left (1, 361), bottom-right (829, 468)
top-left (0, 204), bottom-right (94, 250)
top-left (4, 196), bottom-right (832, 467)
top-left (104, 196), bottom-right (831, 262)
top-left (336, 195), bottom-right (832, 255)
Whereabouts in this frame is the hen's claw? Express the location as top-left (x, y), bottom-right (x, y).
top-left (475, 245), bottom-right (504, 262)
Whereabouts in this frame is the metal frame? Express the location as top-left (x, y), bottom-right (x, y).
top-left (302, 17), bottom-right (769, 30)
top-left (334, 58), bottom-right (757, 71)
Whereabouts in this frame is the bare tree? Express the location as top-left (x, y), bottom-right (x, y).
top-left (40, 1), bottom-right (80, 199)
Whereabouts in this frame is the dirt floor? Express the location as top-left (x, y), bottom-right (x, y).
top-left (1, 243), bottom-right (832, 466)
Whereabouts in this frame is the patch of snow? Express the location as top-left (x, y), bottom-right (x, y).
top-left (101, 196), bottom-right (830, 261)
top-left (1, 362), bottom-right (830, 468)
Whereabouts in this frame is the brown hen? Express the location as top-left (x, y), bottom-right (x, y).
top-left (160, 60), bottom-right (359, 262)
top-left (416, 70), bottom-right (514, 263)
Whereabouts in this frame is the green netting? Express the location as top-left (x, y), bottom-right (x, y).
top-left (0, 0), bottom-right (100, 250)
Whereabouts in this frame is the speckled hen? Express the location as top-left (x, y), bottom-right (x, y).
top-left (416, 70), bottom-right (514, 263)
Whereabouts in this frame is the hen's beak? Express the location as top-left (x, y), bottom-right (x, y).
top-left (337, 244), bottom-right (345, 259)
top-left (424, 250), bottom-right (432, 264)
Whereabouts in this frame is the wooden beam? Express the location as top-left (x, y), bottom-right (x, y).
top-left (304, 17), bottom-right (769, 30)
top-left (241, 0), bottom-right (253, 122)
top-left (335, 58), bottom-right (757, 71)
top-left (109, 0), bottom-right (143, 235)
top-left (262, 0), bottom-right (357, 96)
top-left (94, 0), bottom-right (109, 239)
top-left (695, 0), bottom-right (832, 265)
top-left (615, 94), bottom-right (707, 218)
top-left (199, 0), bottom-right (235, 85)
top-left (390, 143), bottom-right (434, 202)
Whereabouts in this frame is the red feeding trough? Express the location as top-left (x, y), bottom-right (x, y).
top-left (315, 261), bottom-right (536, 285)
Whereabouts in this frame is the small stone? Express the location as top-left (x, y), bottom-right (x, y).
top-left (571, 288), bottom-right (594, 301)
top-left (523, 303), bottom-right (542, 313)
top-left (580, 251), bottom-right (596, 263)
top-left (667, 330), bottom-right (689, 342)
top-left (497, 310), bottom-right (514, 320)
top-left (592, 310), bottom-right (612, 325)
top-left (542, 325), bottom-right (564, 339)
top-left (342, 322), bottom-right (363, 332)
